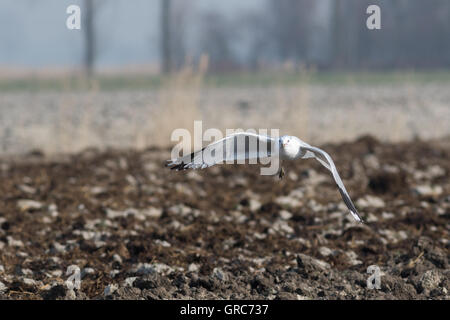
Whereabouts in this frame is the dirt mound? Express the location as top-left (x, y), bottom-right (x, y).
top-left (0, 137), bottom-right (448, 299)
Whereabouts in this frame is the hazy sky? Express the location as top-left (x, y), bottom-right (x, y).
top-left (0, 0), bottom-right (263, 68)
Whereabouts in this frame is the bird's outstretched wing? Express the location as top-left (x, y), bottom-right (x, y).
top-left (166, 132), bottom-right (278, 170)
top-left (299, 143), bottom-right (363, 222)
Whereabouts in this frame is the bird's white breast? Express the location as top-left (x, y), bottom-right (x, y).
top-left (280, 139), bottom-right (302, 160)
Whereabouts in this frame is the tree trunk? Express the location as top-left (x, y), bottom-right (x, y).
top-left (161, 0), bottom-right (172, 74)
top-left (332, 0), bottom-right (343, 68)
top-left (83, 0), bottom-right (95, 77)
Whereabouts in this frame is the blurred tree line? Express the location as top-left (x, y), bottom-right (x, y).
top-left (83, 0), bottom-right (450, 75)
top-left (175, 0), bottom-right (450, 72)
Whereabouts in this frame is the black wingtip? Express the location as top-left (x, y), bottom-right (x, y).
top-left (166, 161), bottom-right (187, 171)
top-left (351, 210), bottom-right (365, 224)
top-left (338, 187), bottom-right (364, 223)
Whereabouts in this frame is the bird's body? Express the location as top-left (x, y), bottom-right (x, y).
top-left (279, 135), bottom-right (304, 160)
top-left (167, 132), bottom-right (363, 222)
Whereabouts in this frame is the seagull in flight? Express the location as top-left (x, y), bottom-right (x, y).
top-left (167, 132), bottom-right (363, 222)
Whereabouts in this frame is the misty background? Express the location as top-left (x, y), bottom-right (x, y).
top-left (0, 0), bottom-right (449, 155)
top-left (1, 0), bottom-right (450, 73)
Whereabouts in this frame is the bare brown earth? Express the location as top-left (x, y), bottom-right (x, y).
top-left (0, 135), bottom-right (448, 300)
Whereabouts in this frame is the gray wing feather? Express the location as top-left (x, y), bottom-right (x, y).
top-left (300, 144), bottom-right (363, 222)
top-left (167, 132), bottom-right (277, 170)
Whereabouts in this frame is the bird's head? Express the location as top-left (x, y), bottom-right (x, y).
top-left (280, 135), bottom-right (302, 155)
top-left (280, 135), bottom-right (294, 148)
